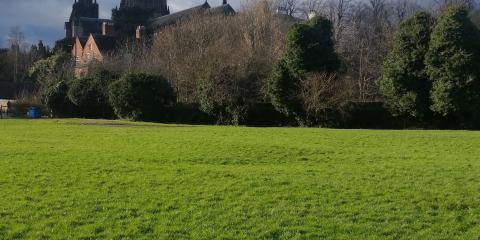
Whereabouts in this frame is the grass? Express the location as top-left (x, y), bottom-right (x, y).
top-left (1, 119), bottom-right (480, 239)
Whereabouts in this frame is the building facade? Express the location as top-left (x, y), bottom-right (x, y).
top-left (65, 0), bottom-right (101, 38)
top-left (57, 0), bottom-right (115, 54)
top-left (65, 0), bottom-right (235, 76)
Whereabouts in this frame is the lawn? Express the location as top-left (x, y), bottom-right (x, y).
top-left (1, 119), bottom-right (480, 239)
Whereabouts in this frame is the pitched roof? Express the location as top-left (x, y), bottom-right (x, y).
top-left (209, 4), bottom-right (235, 16)
top-left (56, 36), bottom-right (87, 51)
top-left (148, 1), bottom-right (211, 30)
top-left (91, 35), bottom-right (118, 53)
top-left (148, 2), bottom-right (236, 31)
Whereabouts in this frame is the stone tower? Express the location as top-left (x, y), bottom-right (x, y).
top-left (69, 0), bottom-right (99, 22)
top-left (65, 0), bottom-right (100, 37)
top-left (120, 0), bottom-right (169, 15)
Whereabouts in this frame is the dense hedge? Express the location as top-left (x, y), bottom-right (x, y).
top-left (108, 73), bottom-right (176, 121)
top-left (43, 80), bottom-right (77, 117)
top-left (68, 69), bottom-right (118, 119)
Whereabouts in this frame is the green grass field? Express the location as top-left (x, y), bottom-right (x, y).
top-left (1, 119), bottom-right (480, 239)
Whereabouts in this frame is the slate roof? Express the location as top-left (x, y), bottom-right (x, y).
top-left (209, 4), bottom-right (236, 16)
top-left (148, 2), bottom-right (236, 31)
top-left (56, 37), bottom-right (87, 52)
top-left (276, 14), bottom-right (303, 23)
top-left (56, 37), bottom-right (76, 48)
top-left (91, 35), bottom-right (118, 53)
top-left (149, 2), bottom-right (211, 30)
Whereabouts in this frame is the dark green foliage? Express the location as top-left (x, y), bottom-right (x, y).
top-left (43, 80), bottom-right (76, 117)
top-left (68, 69), bottom-right (119, 119)
top-left (108, 73), bottom-right (176, 120)
top-left (0, 52), bottom-right (13, 82)
top-left (33, 51), bottom-right (75, 117)
top-left (269, 16), bottom-right (340, 122)
top-left (284, 16), bottom-right (340, 75)
top-left (28, 51), bottom-right (71, 84)
top-left (339, 102), bottom-right (401, 129)
top-left (425, 7), bottom-right (480, 126)
top-left (268, 59), bottom-right (302, 118)
top-left (379, 12), bottom-right (435, 120)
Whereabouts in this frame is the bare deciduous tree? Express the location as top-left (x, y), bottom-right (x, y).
top-left (104, 0), bottom-right (294, 124)
top-left (433, 0), bottom-right (478, 10)
top-left (299, 72), bottom-right (350, 125)
top-left (6, 27), bottom-right (32, 83)
top-left (274, 0), bottom-right (299, 16)
top-left (390, 0), bottom-right (422, 23)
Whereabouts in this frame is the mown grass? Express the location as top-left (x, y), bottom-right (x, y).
top-left (1, 119), bottom-right (480, 239)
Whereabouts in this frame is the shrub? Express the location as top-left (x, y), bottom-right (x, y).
top-left (339, 102), bottom-right (401, 129)
top-left (43, 80), bottom-right (76, 117)
top-left (166, 103), bottom-right (214, 124)
top-left (108, 73), bottom-right (176, 121)
top-left (197, 64), bottom-right (257, 125)
top-left (299, 72), bottom-right (349, 126)
top-left (245, 103), bottom-right (291, 127)
top-left (28, 51), bottom-right (70, 85)
top-left (68, 69), bottom-right (118, 119)
top-left (268, 59), bottom-right (301, 119)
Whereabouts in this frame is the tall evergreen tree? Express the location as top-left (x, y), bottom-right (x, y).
top-left (284, 16), bottom-right (340, 76)
top-left (269, 15), bottom-right (340, 120)
top-left (425, 7), bottom-right (480, 126)
top-left (268, 59), bottom-right (300, 117)
top-left (379, 12), bottom-right (435, 120)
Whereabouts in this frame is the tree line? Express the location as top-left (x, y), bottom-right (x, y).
top-left (0, 27), bottom-right (50, 83)
top-left (18, 0), bottom-right (480, 128)
top-left (380, 7), bottom-right (480, 128)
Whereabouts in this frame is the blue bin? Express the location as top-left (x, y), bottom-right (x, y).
top-left (27, 107), bottom-right (42, 119)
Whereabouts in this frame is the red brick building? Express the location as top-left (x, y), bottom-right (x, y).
top-left (72, 26), bottom-right (117, 77)
top-left (66, 0), bottom-right (235, 77)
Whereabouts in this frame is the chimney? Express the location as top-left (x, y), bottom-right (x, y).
top-left (223, 0), bottom-right (227, 4)
top-left (102, 22), bottom-right (115, 36)
top-left (136, 25), bottom-right (146, 40)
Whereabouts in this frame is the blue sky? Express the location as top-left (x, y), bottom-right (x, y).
top-left (0, 0), bottom-right (240, 48)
